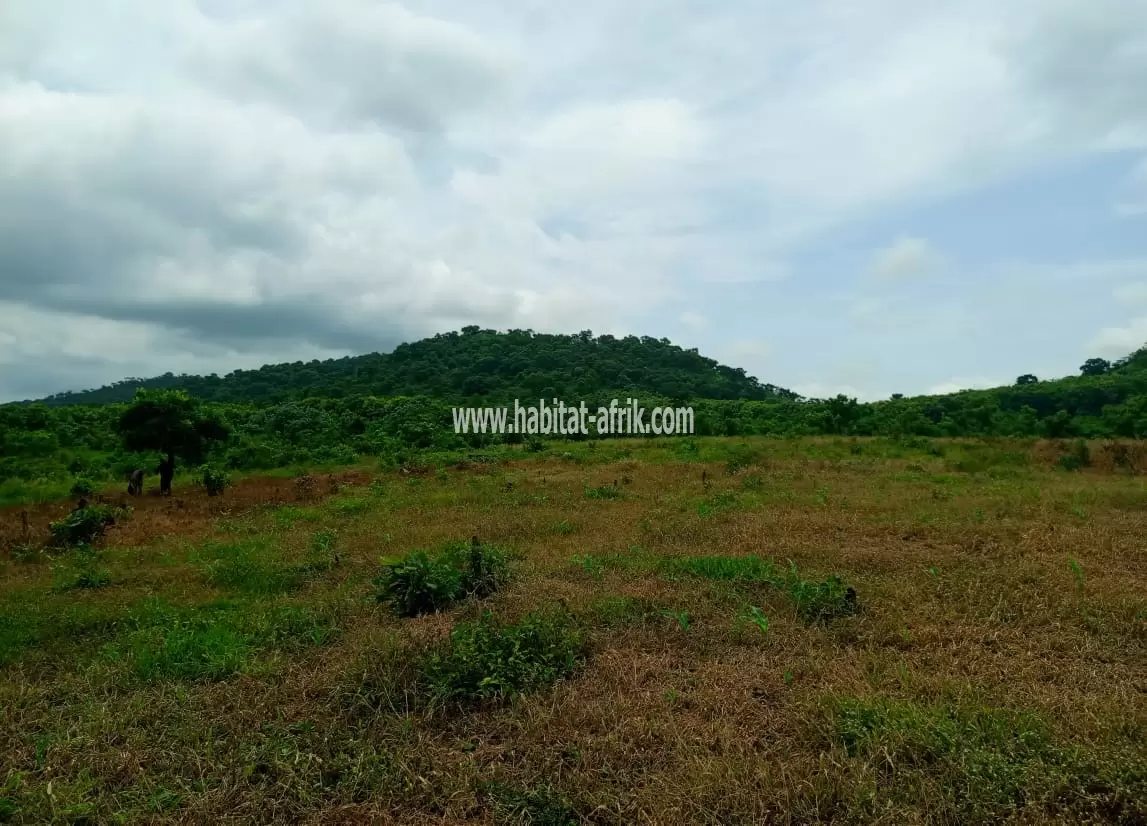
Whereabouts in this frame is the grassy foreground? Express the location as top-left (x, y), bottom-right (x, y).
top-left (1, 437), bottom-right (1145, 825)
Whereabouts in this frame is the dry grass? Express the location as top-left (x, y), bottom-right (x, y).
top-left (1, 437), bottom-right (1145, 824)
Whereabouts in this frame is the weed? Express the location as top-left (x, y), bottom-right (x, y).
top-left (662, 608), bottom-right (691, 631)
top-left (69, 477), bottom-right (96, 498)
top-left (738, 605), bottom-right (770, 634)
top-left (309, 528), bottom-right (339, 555)
top-left (725, 445), bottom-right (760, 475)
top-left (1058, 440), bottom-right (1092, 471)
top-left (52, 548), bottom-right (112, 592)
top-left (374, 552), bottom-right (463, 617)
top-left (552, 520), bottom-right (577, 535)
top-left (422, 609), bottom-right (585, 706)
top-left (1069, 557), bottom-right (1085, 595)
top-left (741, 473), bottom-right (764, 491)
top-left (584, 483), bottom-right (622, 500)
top-left (570, 555), bottom-right (604, 581)
top-left (783, 564), bottom-right (858, 623)
top-left (482, 782), bottom-right (580, 826)
top-left (830, 696), bottom-right (1147, 822)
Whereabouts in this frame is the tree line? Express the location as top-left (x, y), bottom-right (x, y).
top-left (4, 332), bottom-right (1147, 502)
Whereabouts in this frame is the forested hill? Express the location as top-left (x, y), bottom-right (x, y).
top-left (26, 327), bottom-right (798, 407)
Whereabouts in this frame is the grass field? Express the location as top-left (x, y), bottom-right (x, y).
top-left (1, 437), bottom-right (1145, 825)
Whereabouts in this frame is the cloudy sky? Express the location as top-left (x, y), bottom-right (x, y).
top-left (2, 0), bottom-right (1146, 402)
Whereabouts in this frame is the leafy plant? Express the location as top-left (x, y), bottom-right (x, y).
top-left (198, 464), bottom-right (232, 496)
top-left (374, 539), bottom-right (510, 617)
top-left (68, 477), bottom-right (96, 498)
top-left (783, 563), bottom-right (858, 623)
top-left (739, 605), bottom-right (770, 634)
top-left (421, 610), bottom-right (584, 705)
top-left (374, 552), bottom-right (463, 617)
top-left (584, 483), bottom-right (622, 500)
top-left (48, 505), bottom-right (126, 548)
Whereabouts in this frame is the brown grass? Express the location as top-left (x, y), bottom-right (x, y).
top-left (0, 439), bottom-right (1144, 824)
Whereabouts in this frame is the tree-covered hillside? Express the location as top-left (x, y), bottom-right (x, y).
top-left (24, 328), bottom-right (797, 407)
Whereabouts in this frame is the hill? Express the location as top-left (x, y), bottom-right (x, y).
top-left (25, 327), bottom-right (798, 407)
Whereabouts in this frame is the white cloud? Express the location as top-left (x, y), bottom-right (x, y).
top-left (871, 237), bottom-right (942, 281)
top-left (679, 312), bottom-right (708, 331)
top-left (1090, 317), bottom-right (1147, 358)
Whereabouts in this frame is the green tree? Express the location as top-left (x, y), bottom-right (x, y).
top-left (1015, 374), bottom-right (1038, 385)
top-left (115, 389), bottom-right (229, 489)
top-left (1080, 358), bottom-right (1111, 377)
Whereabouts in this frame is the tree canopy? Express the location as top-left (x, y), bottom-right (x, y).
top-left (115, 389), bottom-right (229, 465)
top-left (23, 329), bottom-right (796, 407)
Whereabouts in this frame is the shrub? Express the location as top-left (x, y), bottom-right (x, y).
top-left (374, 540), bottom-right (510, 617)
top-left (199, 464), bottom-right (232, 496)
top-left (69, 477), bottom-right (96, 498)
top-left (444, 539), bottom-right (510, 599)
top-left (375, 552), bottom-right (463, 616)
top-left (422, 610), bottom-right (585, 705)
top-left (48, 505), bottom-right (125, 548)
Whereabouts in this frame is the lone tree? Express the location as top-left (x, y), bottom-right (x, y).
top-left (1080, 358), bottom-right (1111, 377)
top-left (116, 389), bottom-right (229, 494)
top-left (1015, 374), bottom-right (1039, 385)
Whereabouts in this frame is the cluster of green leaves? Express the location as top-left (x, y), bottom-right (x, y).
top-left (421, 609), bottom-right (585, 706)
top-left (373, 540), bottom-right (510, 617)
top-left (198, 463), bottom-right (232, 496)
top-left (48, 504), bottom-right (126, 547)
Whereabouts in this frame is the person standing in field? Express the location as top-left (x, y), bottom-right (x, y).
top-left (158, 455), bottom-right (174, 496)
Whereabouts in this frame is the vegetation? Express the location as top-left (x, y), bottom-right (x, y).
top-left (7, 331), bottom-right (1147, 505)
top-left (2, 437), bottom-right (1145, 823)
top-left (1, 329), bottom-right (1146, 822)
top-left (24, 328), bottom-right (794, 406)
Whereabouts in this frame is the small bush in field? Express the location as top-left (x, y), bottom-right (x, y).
top-left (374, 552), bottom-right (463, 617)
top-left (69, 477), bottom-right (96, 498)
top-left (49, 505), bottom-right (125, 548)
top-left (422, 609), bottom-right (584, 705)
top-left (199, 464), bottom-right (231, 496)
top-left (374, 539), bottom-right (510, 617)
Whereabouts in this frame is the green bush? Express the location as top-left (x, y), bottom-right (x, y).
top-left (374, 540), bottom-right (511, 617)
top-left (422, 610), bottom-right (585, 705)
top-left (198, 464), bottom-right (232, 496)
top-left (374, 552), bottom-right (463, 617)
top-left (68, 477), bottom-right (96, 498)
top-left (443, 539), bottom-right (511, 599)
top-left (48, 505), bottom-right (125, 548)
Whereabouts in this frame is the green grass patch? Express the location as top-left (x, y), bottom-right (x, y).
top-left (422, 609), bottom-right (585, 707)
top-left (101, 598), bottom-right (341, 682)
top-left (830, 696), bottom-right (1147, 823)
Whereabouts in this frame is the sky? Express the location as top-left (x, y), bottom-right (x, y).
top-left (1, 0), bottom-right (1146, 403)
